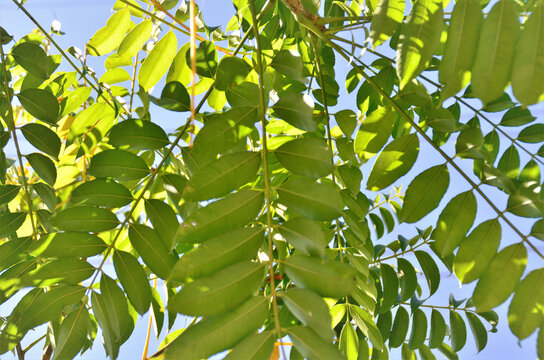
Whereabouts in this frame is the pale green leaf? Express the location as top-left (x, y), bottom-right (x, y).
top-left (275, 138), bottom-right (332, 179)
top-left (144, 199), bottom-right (179, 249)
top-left (277, 179), bottom-right (343, 220)
top-left (508, 268), bottom-right (544, 339)
top-left (20, 259), bottom-right (94, 287)
top-left (118, 19), bottom-right (153, 58)
top-left (370, 0), bottom-right (405, 48)
top-left (283, 288), bottom-right (334, 341)
top-left (340, 322), bottom-right (359, 360)
top-left (139, 31), bottom-right (178, 91)
top-left (87, 9), bottom-right (131, 56)
top-left (27, 232), bottom-right (106, 258)
top-left (354, 107), bottom-right (396, 161)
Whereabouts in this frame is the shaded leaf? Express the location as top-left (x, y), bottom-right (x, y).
top-left (52, 307), bottom-right (91, 360)
top-left (71, 179), bottom-right (132, 208)
top-left (21, 123), bottom-right (61, 160)
top-left (50, 206), bottom-right (119, 232)
top-left (17, 88), bottom-right (60, 125)
top-left (283, 288), bottom-right (334, 341)
top-left (11, 42), bottom-right (49, 79)
top-left (278, 217), bottom-right (327, 257)
top-left (389, 306), bottom-right (409, 348)
top-left (129, 224), bottom-right (177, 279)
top-left (466, 312), bottom-right (487, 352)
top-left (113, 250), bottom-right (152, 315)
top-left (215, 56), bottom-right (251, 91)
top-left (109, 119), bottom-right (169, 150)
top-left (429, 309), bottom-right (446, 348)
top-left (272, 93), bottom-right (315, 132)
top-left (0, 212), bottom-right (26, 238)
top-left (88, 149), bottom-right (149, 181)
top-left (275, 138), bottom-right (332, 179)
top-left (370, 0), bottom-right (405, 48)
top-left (288, 326), bottom-right (344, 360)
top-left (224, 331), bottom-right (276, 360)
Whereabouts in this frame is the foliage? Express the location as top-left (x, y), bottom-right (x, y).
top-left (0, 0), bottom-right (543, 359)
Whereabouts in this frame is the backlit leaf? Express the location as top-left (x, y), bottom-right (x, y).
top-left (11, 42), bottom-right (49, 79)
top-left (117, 19), bottom-right (153, 58)
top-left (354, 107), bottom-right (396, 161)
top-left (215, 56), bottom-right (251, 91)
top-left (87, 9), bottom-right (130, 56)
top-left (288, 326), bottom-right (344, 360)
top-left (71, 179), bottom-right (132, 208)
top-left (50, 206), bottom-right (119, 232)
top-left (17, 88), bottom-right (60, 125)
top-left (275, 138), bottom-right (332, 179)
top-left (21, 123), bottom-right (61, 159)
top-left (0, 212), bottom-right (26, 238)
top-left (138, 31), bottom-right (177, 91)
top-left (370, 0), bottom-right (405, 48)
top-left (27, 232), bottom-right (107, 258)
top-left (52, 307), bottom-right (91, 360)
top-left (284, 288), bottom-right (334, 341)
top-left (224, 331), bottom-right (276, 360)
top-left (272, 93), bottom-right (315, 132)
top-left (144, 199), bottom-right (179, 249)
top-left (277, 179), bottom-right (343, 220)
top-left (109, 119), bottom-right (170, 150)
top-left (129, 224), bottom-right (177, 279)
top-left (507, 268), bottom-right (544, 339)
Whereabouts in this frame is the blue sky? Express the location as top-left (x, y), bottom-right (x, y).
top-left (1, 0), bottom-right (543, 359)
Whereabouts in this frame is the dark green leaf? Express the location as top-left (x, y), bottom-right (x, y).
top-left (277, 179), bottom-right (343, 220)
top-left (109, 119), bottom-right (170, 150)
top-left (408, 309), bottom-right (427, 349)
top-left (88, 149), bottom-right (150, 181)
top-left (0, 185), bottom-right (20, 205)
top-left (186, 40), bottom-right (217, 78)
top-left (21, 123), bottom-right (61, 160)
top-left (500, 107), bottom-right (536, 127)
top-left (113, 250), bottom-right (152, 315)
top-left (415, 250), bottom-right (440, 296)
top-left (449, 311), bottom-right (467, 352)
top-left (71, 179), bottom-right (132, 208)
top-left (379, 263), bottom-right (398, 313)
top-left (129, 224), bottom-right (177, 279)
top-left (398, 258), bottom-right (418, 302)
top-left (50, 206), bottom-right (119, 232)
top-left (272, 93), bottom-right (315, 132)
top-left (11, 42), bottom-right (49, 79)
top-left (52, 307), bottom-right (91, 360)
top-left (517, 124), bottom-right (544, 143)
top-left (0, 212), bottom-right (27, 238)
top-left (26, 153), bottom-right (56, 187)
top-left (354, 107), bottom-right (396, 161)
top-left (389, 306), bottom-right (409, 348)
top-left (429, 309), bottom-right (446, 348)
top-left (224, 331), bottom-right (276, 360)
top-left (275, 138), bottom-right (332, 179)
top-left (215, 56), bottom-right (251, 91)
top-left (17, 88), bottom-right (60, 125)
top-left (466, 312), bottom-right (487, 352)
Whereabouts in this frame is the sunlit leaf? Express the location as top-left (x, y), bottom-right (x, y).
top-left (87, 8), bottom-right (130, 56)
top-left (139, 31), bottom-right (178, 91)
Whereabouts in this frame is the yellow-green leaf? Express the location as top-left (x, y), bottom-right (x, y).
top-left (354, 107), bottom-right (396, 161)
top-left (52, 307), bottom-right (91, 360)
top-left (117, 19), bottom-right (153, 58)
top-left (275, 138), bottom-right (332, 179)
top-left (138, 31), bottom-right (178, 91)
top-left (87, 9), bottom-right (131, 56)
top-left (508, 268), bottom-right (544, 340)
top-left (370, 0), bottom-right (405, 48)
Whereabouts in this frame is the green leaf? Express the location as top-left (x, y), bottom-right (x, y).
top-left (113, 250), bottom-right (152, 315)
top-left (166, 43), bottom-right (191, 84)
top-left (418, 345), bottom-right (437, 360)
top-left (17, 88), bottom-right (60, 125)
top-left (26, 153), bottom-right (56, 187)
top-left (511, 4), bottom-right (544, 106)
top-left (466, 312), bottom-right (487, 352)
top-left (415, 250), bottom-right (440, 296)
top-left (128, 224), bottom-right (177, 279)
top-left (349, 305), bottom-right (385, 351)
top-left (508, 268), bottom-right (544, 339)
top-left (186, 40), bottom-right (217, 78)
top-left (169, 227), bottom-right (264, 282)
top-left (0, 236), bottom-right (31, 270)
top-left (59, 87), bottom-right (92, 118)
top-left (71, 179), bottom-right (132, 208)
top-left (335, 110), bottom-right (357, 137)
top-left (21, 123), bottom-right (61, 160)
top-left (99, 68), bottom-right (131, 84)
top-left (453, 219), bottom-right (501, 284)
top-left (139, 31), bottom-right (178, 91)
top-left (531, 219), bottom-right (544, 241)
top-left (118, 19), bottom-right (153, 58)
top-left (0, 185), bottom-right (19, 205)
top-left (367, 133), bottom-right (420, 191)
top-left (370, 0), bottom-right (405, 48)
top-left (153, 81), bottom-right (191, 112)
top-left (500, 107), bottom-right (536, 127)
top-left (283, 288), bottom-right (334, 341)
top-left (177, 189), bottom-right (264, 244)
top-left (52, 307), bottom-right (91, 360)
top-left (340, 322), bottom-right (359, 360)
top-left (33, 182), bottom-right (56, 211)
top-left (277, 179), bottom-right (342, 221)
top-left (109, 119), bottom-right (169, 150)
top-left (408, 309), bottom-right (427, 349)
top-left (169, 261), bottom-right (265, 317)
top-left (272, 93), bottom-right (316, 132)
top-left (99, 274), bottom-right (130, 343)
top-left (519, 160), bottom-right (541, 183)
top-left (283, 255), bottom-right (356, 298)
top-left (470, 0), bottom-right (519, 104)
top-left (400, 164), bottom-right (450, 223)
top-left (398, 258), bottom-right (418, 302)
top-left (11, 42), bottom-right (49, 79)
top-left (50, 205), bottom-right (119, 232)
top-left (354, 107), bottom-right (396, 161)
top-left (389, 306), bottom-right (409, 348)
top-left (497, 145), bottom-right (520, 179)
top-left (429, 309), bottom-right (446, 348)
top-left (288, 326), bottom-right (344, 360)
top-left (438, 0), bottom-right (482, 101)
top-left (275, 138), bottom-right (332, 179)
top-left (517, 124), bottom-right (544, 144)
top-left (92, 292), bottom-right (120, 359)
top-left (88, 149), bottom-right (150, 181)
top-left (437, 343), bottom-right (459, 360)
top-left (432, 191), bottom-right (477, 257)
top-left (87, 8), bottom-right (131, 56)
top-left (377, 311), bottom-right (393, 342)
top-left (338, 165), bottom-right (363, 194)
top-left (396, 0), bottom-right (443, 89)
top-left (472, 243), bottom-right (527, 312)
top-left (271, 49), bottom-right (305, 82)
top-left (449, 311), bottom-right (467, 352)
top-left (278, 217), bottom-right (327, 257)
top-left (27, 232), bottom-right (107, 258)
top-left (185, 151), bottom-right (261, 201)
top-left (224, 331), bottom-right (276, 360)
top-left (20, 259), bottom-right (94, 287)
top-left (164, 296), bottom-right (269, 359)
top-left (379, 263), bottom-right (398, 313)
top-left (538, 325), bottom-right (544, 360)
top-left (144, 199), bottom-right (179, 249)
top-left (0, 212), bottom-right (27, 238)
top-left (215, 56), bottom-right (251, 91)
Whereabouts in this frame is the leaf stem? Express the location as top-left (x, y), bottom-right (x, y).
top-left (248, 1), bottom-right (285, 358)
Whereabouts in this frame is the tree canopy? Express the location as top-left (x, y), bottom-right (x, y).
top-left (0, 0), bottom-right (543, 359)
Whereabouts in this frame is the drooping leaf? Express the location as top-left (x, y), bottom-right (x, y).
top-left (340, 322), bottom-right (359, 360)
top-left (415, 250), bottom-right (440, 295)
top-left (408, 309), bottom-right (427, 350)
top-left (99, 274), bottom-right (131, 346)
top-left (389, 306), bottom-right (410, 348)
top-left (26, 153), bottom-right (56, 187)
top-left (11, 42), bottom-right (50, 79)
top-left (177, 189), bottom-right (264, 244)
top-left (223, 331), bottom-right (276, 360)
top-left (367, 133), bottom-right (420, 191)
top-left (88, 149), bottom-right (150, 181)
top-left (396, 0), bottom-right (443, 88)
top-left (511, 4), bottom-right (544, 106)
top-left (169, 227), bottom-right (264, 282)
top-left (438, 0), bottom-right (482, 101)
top-left (113, 250), bottom-right (152, 315)
top-left (278, 217), bottom-right (327, 257)
top-left (275, 138), bottom-right (332, 179)
top-left (531, 219), bottom-right (544, 241)
top-left (379, 263), bottom-right (398, 313)
top-left (144, 199), bottom-right (179, 249)
top-left (277, 179), bottom-right (343, 220)
top-left (400, 164), bottom-right (449, 223)
top-left (92, 292), bottom-right (120, 359)
top-left (472, 243), bottom-right (527, 312)
top-left (466, 312), bottom-right (487, 352)
top-left (283, 288), bottom-right (334, 341)
top-left (164, 296), bottom-right (269, 359)
top-left (350, 305), bottom-right (385, 351)
top-left (17, 88), bottom-right (60, 125)
top-left (138, 31), bottom-right (178, 91)
top-left (288, 326), bottom-right (344, 360)
top-left (432, 191), bottom-right (477, 257)
top-left (215, 56), bottom-right (252, 91)
top-left (283, 255), bottom-right (356, 298)
top-left (507, 268), bottom-right (544, 340)
top-left (272, 93), bottom-right (315, 132)
top-left (109, 119), bottom-right (169, 150)
top-left (52, 307), bottom-right (91, 360)
top-left (87, 8), bottom-right (131, 56)
top-left (449, 311), bottom-right (467, 352)
top-left (429, 309), bottom-right (446, 348)
top-left (20, 123), bottom-right (61, 160)
top-left (453, 219), bottom-right (501, 284)
top-left (50, 206), bottom-right (119, 232)
top-left (398, 258), bottom-right (418, 302)
top-left (470, 0), bottom-right (519, 104)
top-left (117, 19), bottom-right (153, 58)
top-left (354, 106), bottom-right (396, 161)
top-left (185, 151), bottom-right (261, 201)
top-left (128, 224), bottom-right (177, 279)
top-left (370, 0), bottom-right (405, 48)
